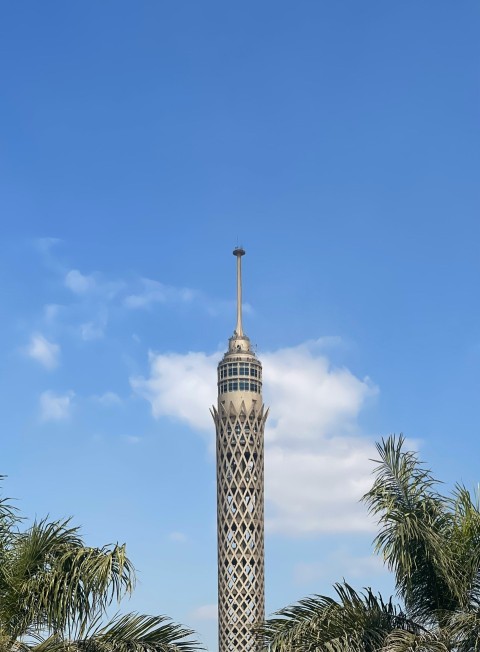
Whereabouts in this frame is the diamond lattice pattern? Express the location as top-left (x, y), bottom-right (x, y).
top-left (212, 400), bottom-right (267, 652)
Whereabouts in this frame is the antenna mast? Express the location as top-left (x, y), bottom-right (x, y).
top-left (233, 247), bottom-right (245, 336)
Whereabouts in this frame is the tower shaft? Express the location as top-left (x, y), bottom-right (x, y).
top-left (212, 249), bottom-right (267, 652)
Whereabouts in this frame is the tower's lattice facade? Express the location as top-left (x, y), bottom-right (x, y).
top-left (211, 249), bottom-right (267, 652)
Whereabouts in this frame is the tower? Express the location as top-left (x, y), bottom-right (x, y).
top-left (211, 249), bottom-right (267, 652)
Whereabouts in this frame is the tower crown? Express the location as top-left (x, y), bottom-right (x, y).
top-left (218, 248), bottom-right (261, 404)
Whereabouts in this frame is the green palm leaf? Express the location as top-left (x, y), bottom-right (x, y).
top-left (23, 614), bottom-right (201, 652)
top-left (262, 436), bottom-right (480, 652)
top-left (383, 628), bottom-right (450, 652)
top-left (73, 613), bottom-right (201, 652)
top-left (2, 518), bottom-right (135, 639)
top-left (261, 582), bottom-right (417, 652)
top-left (362, 436), bottom-right (459, 623)
top-left (0, 482), bottom-right (202, 652)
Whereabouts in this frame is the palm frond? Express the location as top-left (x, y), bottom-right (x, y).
top-left (383, 628), bottom-right (450, 652)
top-left (448, 484), bottom-right (480, 610)
top-left (3, 518), bottom-right (135, 638)
top-left (0, 480), bottom-right (19, 577)
top-left (261, 583), bottom-right (417, 652)
top-left (0, 481), bottom-right (204, 652)
top-left (70, 613), bottom-right (201, 652)
top-left (446, 610), bottom-right (480, 652)
top-left (362, 436), bottom-right (459, 622)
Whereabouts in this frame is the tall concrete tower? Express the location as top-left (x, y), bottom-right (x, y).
top-left (211, 249), bottom-right (267, 652)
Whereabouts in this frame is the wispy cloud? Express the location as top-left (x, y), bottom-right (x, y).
top-left (80, 311), bottom-right (108, 341)
top-left (131, 339), bottom-right (379, 535)
top-left (293, 548), bottom-right (385, 585)
top-left (39, 390), bottom-right (74, 421)
top-left (36, 253), bottom-right (209, 342)
top-left (34, 244), bottom-right (242, 350)
top-left (123, 435), bottom-right (141, 444)
top-left (169, 531), bottom-right (188, 543)
top-left (190, 604), bottom-right (218, 621)
top-left (65, 269), bottom-right (96, 294)
top-left (124, 278), bottom-right (196, 309)
top-left (43, 304), bottom-right (61, 324)
top-left (92, 391), bottom-right (121, 406)
top-left (34, 238), bottom-right (65, 274)
top-left (47, 267), bottom-right (122, 341)
top-left (26, 334), bottom-right (60, 370)
top-left (35, 237), bottom-right (62, 254)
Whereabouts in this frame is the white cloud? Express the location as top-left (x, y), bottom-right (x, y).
top-left (262, 342), bottom-right (374, 444)
top-left (261, 341), bottom-right (378, 534)
top-left (93, 391), bottom-right (121, 406)
top-left (40, 390), bottom-right (74, 421)
top-left (294, 548), bottom-right (385, 585)
top-left (27, 334), bottom-right (60, 370)
top-left (124, 278), bottom-right (196, 309)
top-left (169, 531), bottom-right (188, 543)
top-left (124, 435), bottom-right (141, 445)
top-left (43, 304), bottom-right (61, 324)
top-left (266, 442), bottom-right (375, 534)
top-left (35, 237), bottom-right (62, 253)
top-left (65, 269), bottom-right (96, 294)
top-left (36, 248), bottom-right (233, 344)
top-left (190, 604), bottom-right (218, 621)
top-left (131, 350), bottom-right (218, 437)
top-left (131, 340), bottom-right (379, 535)
top-left (80, 319), bottom-right (106, 341)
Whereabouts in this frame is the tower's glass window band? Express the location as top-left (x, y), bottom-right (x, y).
top-left (218, 381), bottom-right (260, 394)
top-left (219, 363), bottom-right (261, 380)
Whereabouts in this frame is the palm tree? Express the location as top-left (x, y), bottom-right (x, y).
top-left (262, 582), bottom-right (419, 652)
top-left (0, 486), bottom-right (201, 652)
top-left (262, 435), bottom-right (480, 652)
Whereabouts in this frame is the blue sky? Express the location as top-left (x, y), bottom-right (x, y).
top-left (1, 1), bottom-right (479, 649)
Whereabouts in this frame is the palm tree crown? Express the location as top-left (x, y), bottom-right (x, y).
top-left (0, 484), bottom-right (201, 652)
top-left (262, 435), bottom-right (480, 652)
